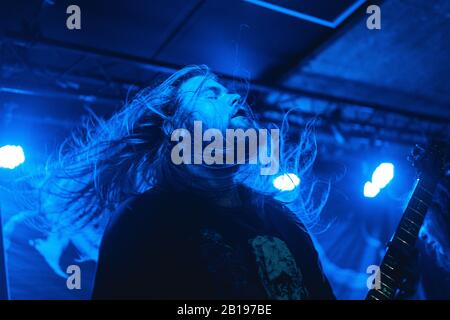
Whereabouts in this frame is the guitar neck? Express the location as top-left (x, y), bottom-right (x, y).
top-left (366, 175), bottom-right (438, 300)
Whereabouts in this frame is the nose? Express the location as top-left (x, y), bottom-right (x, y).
top-left (227, 93), bottom-right (241, 108)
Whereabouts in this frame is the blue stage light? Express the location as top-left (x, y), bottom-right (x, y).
top-left (371, 163), bottom-right (394, 189)
top-left (364, 162), bottom-right (394, 198)
top-left (273, 173), bottom-right (300, 192)
top-left (363, 181), bottom-right (380, 198)
top-left (0, 145), bottom-right (26, 169)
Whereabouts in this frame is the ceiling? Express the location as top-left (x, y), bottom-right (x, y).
top-left (284, 0), bottom-right (450, 118)
top-left (0, 0), bottom-right (449, 156)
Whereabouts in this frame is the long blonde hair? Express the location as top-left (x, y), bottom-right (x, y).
top-left (4, 65), bottom-right (329, 274)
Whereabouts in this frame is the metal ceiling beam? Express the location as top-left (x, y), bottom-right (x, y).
top-left (0, 82), bottom-right (122, 106)
top-left (1, 64), bottom-right (141, 94)
top-left (282, 72), bottom-right (450, 123)
top-left (2, 32), bottom-right (448, 124)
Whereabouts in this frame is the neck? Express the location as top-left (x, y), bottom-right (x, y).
top-left (185, 165), bottom-right (243, 208)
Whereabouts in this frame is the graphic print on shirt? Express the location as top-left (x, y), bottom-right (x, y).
top-left (198, 228), bottom-right (308, 299)
top-left (249, 235), bottom-right (309, 300)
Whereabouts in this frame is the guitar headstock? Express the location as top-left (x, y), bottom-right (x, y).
top-left (408, 138), bottom-right (448, 180)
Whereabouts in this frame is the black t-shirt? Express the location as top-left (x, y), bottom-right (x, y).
top-left (92, 186), bottom-right (335, 300)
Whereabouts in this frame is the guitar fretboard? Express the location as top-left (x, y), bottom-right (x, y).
top-left (366, 175), bottom-right (437, 300)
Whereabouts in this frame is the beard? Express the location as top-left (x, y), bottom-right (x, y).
top-left (229, 115), bottom-right (255, 130)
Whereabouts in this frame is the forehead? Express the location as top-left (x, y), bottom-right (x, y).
top-left (179, 75), bottom-right (227, 95)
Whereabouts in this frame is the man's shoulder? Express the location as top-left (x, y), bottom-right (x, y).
top-left (115, 187), bottom-right (184, 216)
top-left (263, 197), bottom-right (307, 232)
top-left (106, 188), bottom-right (173, 232)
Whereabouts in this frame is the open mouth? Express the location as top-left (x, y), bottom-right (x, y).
top-left (231, 107), bottom-right (248, 119)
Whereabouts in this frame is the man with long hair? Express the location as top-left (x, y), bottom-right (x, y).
top-left (11, 65), bottom-right (334, 299)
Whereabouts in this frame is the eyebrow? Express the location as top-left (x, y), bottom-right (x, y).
top-left (203, 83), bottom-right (227, 95)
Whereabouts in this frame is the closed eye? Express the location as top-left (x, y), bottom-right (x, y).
top-left (206, 91), bottom-right (218, 100)
top-left (203, 86), bottom-right (223, 99)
